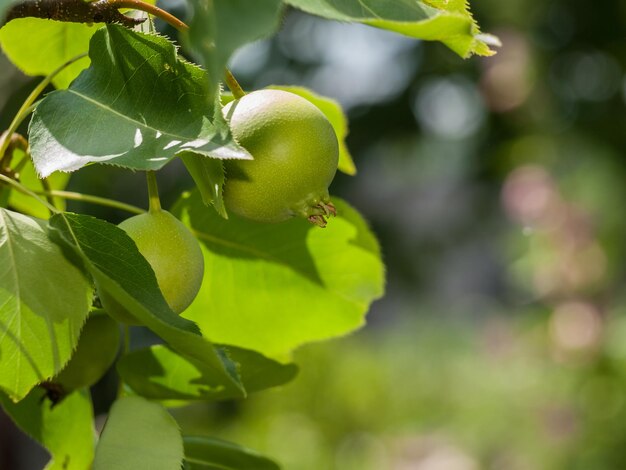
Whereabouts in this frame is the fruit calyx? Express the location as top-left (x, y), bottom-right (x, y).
top-left (295, 195), bottom-right (337, 228)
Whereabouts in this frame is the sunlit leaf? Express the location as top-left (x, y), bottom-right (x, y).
top-left (118, 344), bottom-right (297, 401)
top-left (174, 191), bottom-right (385, 357)
top-left (29, 25), bottom-right (250, 178)
top-left (0, 388), bottom-right (95, 470)
top-left (0, 19), bottom-right (94, 89)
top-left (9, 153), bottom-right (69, 219)
top-left (0, 209), bottom-right (92, 401)
top-left (48, 212), bottom-right (245, 396)
top-left (284, 0), bottom-right (496, 58)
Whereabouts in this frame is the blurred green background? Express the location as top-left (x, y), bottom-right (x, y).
top-left (2, 0), bottom-right (626, 468)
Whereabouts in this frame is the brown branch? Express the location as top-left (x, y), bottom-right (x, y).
top-left (2, 0), bottom-right (249, 102)
top-left (0, 132), bottom-right (28, 172)
top-left (110, 0), bottom-right (188, 31)
top-left (3, 0), bottom-right (145, 27)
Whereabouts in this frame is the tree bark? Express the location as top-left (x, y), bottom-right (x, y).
top-left (3, 0), bottom-right (143, 27)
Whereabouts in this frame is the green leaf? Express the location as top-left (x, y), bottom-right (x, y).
top-left (0, 1), bottom-right (19, 23)
top-left (48, 212), bottom-right (245, 396)
top-left (118, 344), bottom-right (297, 401)
top-left (181, 152), bottom-right (228, 218)
top-left (0, 19), bottom-right (93, 89)
top-left (269, 85), bottom-right (356, 175)
top-left (0, 388), bottom-right (95, 470)
top-left (93, 396), bottom-right (183, 470)
top-left (54, 310), bottom-right (120, 392)
top-left (283, 0), bottom-right (496, 58)
top-left (184, 436), bottom-right (280, 470)
top-left (0, 209), bottom-right (92, 401)
top-left (184, 0), bottom-right (284, 91)
top-left (29, 24), bottom-right (250, 179)
top-left (174, 192), bottom-right (385, 357)
top-left (9, 154), bottom-right (70, 219)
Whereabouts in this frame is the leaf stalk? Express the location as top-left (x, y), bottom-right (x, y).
top-left (0, 52), bottom-right (88, 160)
top-left (146, 171), bottom-right (161, 213)
top-left (0, 173), bottom-right (59, 214)
top-left (34, 190), bottom-right (146, 215)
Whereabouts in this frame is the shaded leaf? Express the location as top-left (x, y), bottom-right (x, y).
top-left (269, 85), bottom-right (356, 175)
top-left (181, 152), bottom-right (228, 218)
top-left (0, 0), bottom-right (19, 23)
top-left (184, 436), bottom-right (280, 470)
top-left (48, 212), bottom-right (244, 396)
top-left (284, 0), bottom-right (496, 58)
top-left (29, 25), bottom-right (250, 178)
top-left (0, 388), bottom-right (95, 470)
top-left (118, 344), bottom-right (297, 401)
top-left (174, 192), bottom-right (385, 357)
top-left (184, 0), bottom-right (283, 92)
top-left (93, 396), bottom-right (183, 470)
top-left (0, 209), bottom-right (92, 401)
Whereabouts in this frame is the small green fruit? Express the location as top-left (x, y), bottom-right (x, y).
top-left (223, 89), bottom-right (339, 226)
top-left (118, 209), bottom-right (204, 314)
top-left (54, 310), bottom-right (120, 392)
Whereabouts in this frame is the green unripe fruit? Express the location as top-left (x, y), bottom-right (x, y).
top-left (54, 310), bottom-right (120, 392)
top-left (223, 89), bottom-right (339, 226)
top-left (118, 209), bottom-right (204, 314)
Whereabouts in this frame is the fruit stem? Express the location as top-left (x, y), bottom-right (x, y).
top-left (116, 325), bottom-right (131, 398)
top-left (33, 189), bottom-right (146, 214)
top-left (0, 132), bottom-right (27, 170)
top-left (0, 52), bottom-right (88, 160)
top-left (224, 68), bottom-right (246, 99)
top-left (109, 0), bottom-right (188, 31)
top-left (0, 173), bottom-right (58, 214)
top-left (40, 177), bottom-right (58, 215)
top-left (146, 171), bottom-right (162, 213)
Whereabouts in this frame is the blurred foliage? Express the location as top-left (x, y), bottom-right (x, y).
top-left (172, 312), bottom-right (626, 469)
top-left (2, 0), bottom-right (626, 468)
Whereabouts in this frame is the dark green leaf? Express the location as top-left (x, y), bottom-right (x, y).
top-left (283, 0), bottom-right (496, 58)
top-left (29, 25), bottom-right (250, 178)
top-left (0, 1), bottom-right (19, 22)
top-left (0, 209), bottom-right (92, 401)
top-left (118, 344), bottom-right (297, 401)
top-left (184, 0), bottom-right (283, 90)
top-left (181, 152), bottom-right (228, 218)
top-left (184, 436), bottom-right (280, 470)
top-left (48, 212), bottom-right (245, 396)
top-left (173, 192), bottom-right (385, 357)
top-left (0, 388), bottom-right (95, 470)
top-left (93, 396), bottom-right (183, 470)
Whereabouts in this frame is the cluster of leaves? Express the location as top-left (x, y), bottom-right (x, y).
top-left (0, 0), bottom-right (491, 468)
